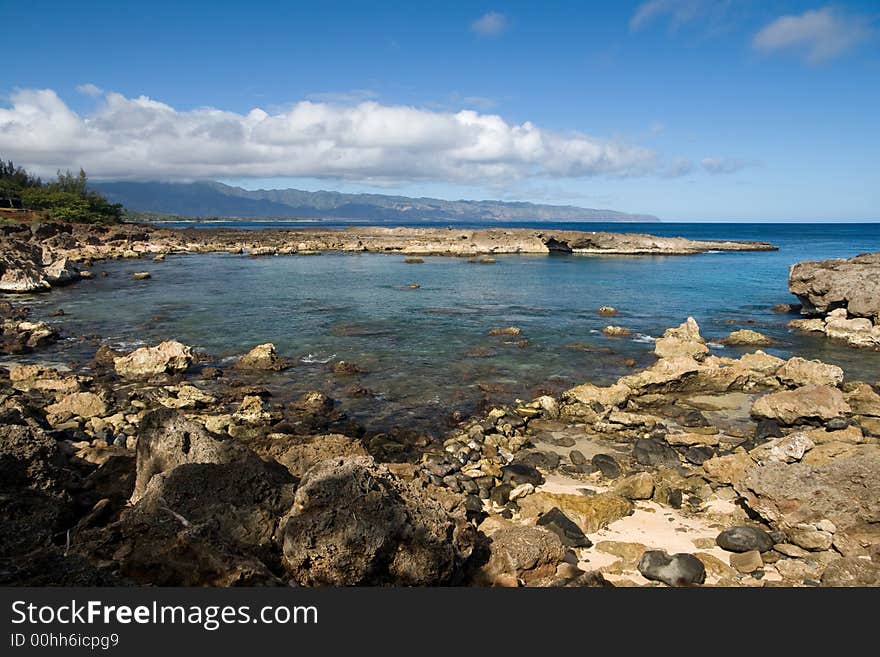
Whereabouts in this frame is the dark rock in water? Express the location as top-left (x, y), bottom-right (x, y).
top-left (502, 462), bottom-right (544, 487)
top-left (821, 557), bottom-right (880, 587)
top-left (537, 507), bottom-right (592, 548)
top-left (825, 416), bottom-right (849, 431)
top-left (633, 439), bottom-right (680, 468)
top-left (638, 550), bottom-right (706, 587)
top-left (755, 419), bottom-right (784, 441)
top-left (281, 456), bottom-right (473, 585)
top-left (489, 483), bottom-right (513, 505)
top-left (569, 450), bottom-right (587, 466)
top-left (516, 450), bottom-right (560, 471)
top-left (591, 453), bottom-right (622, 479)
top-left (685, 445), bottom-right (715, 465)
top-left (716, 525), bottom-right (775, 553)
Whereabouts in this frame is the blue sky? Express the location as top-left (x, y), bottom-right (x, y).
top-left (1, 0), bottom-right (878, 221)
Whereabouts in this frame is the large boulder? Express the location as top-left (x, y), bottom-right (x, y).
top-left (789, 252), bottom-right (880, 321)
top-left (250, 433), bottom-right (368, 478)
top-left (131, 409), bottom-right (263, 502)
top-left (735, 454), bottom-right (880, 536)
top-left (751, 385), bottom-right (850, 425)
top-left (0, 238), bottom-right (50, 292)
top-left (114, 458), bottom-right (296, 586)
top-left (113, 340), bottom-right (194, 378)
top-left (44, 391), bottom-right (109, 421)
top-left (280, 456), bottom-right (473, 585)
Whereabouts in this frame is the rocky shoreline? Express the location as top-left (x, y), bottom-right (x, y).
top-left (1, 222), bottom-right (878, 587)
top-left (1, 221), bottom-right (777, 294)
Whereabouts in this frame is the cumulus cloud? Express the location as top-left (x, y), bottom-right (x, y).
top-left (753, 7), bottom-right (872, 64)
top-left (701, 157), bottom-right (747, 175)
top-left (0, 87), bottom-right (668, 183)
top-left (471, 12), bottom-right (507, 36)
top-left (75, 83), bottom-right (103, 96)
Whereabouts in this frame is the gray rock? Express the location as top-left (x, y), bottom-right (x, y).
top-left (638, 550), bottom-right (706, 586)
top-left (633, 439), bottom-right (680, 467)
top-left (591, 453), bottom-right (622, 478)
top-left (501, 462), bottom-right (544, 487)
top-left (716, 525), bottom-right (775, 553)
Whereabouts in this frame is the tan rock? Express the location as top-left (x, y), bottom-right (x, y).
top-left (845, 383), bottom-right (880, 417)
top-left (702, 451), bottom-right (755, 486)
top-left (805, 425), bottom-right (865, 445)
top-left (45, 392), bottom-right (108, 420)
top-left (113, 340), bottom-right (194, 378)
top-left (235, 343), bottom-right (288, 371)
top-left (749, 432), bottom-right (814, 464)
top-left (720, 329), bottom-right (773, 346)
top-left (738, 350), bottom-right (785, 375)
top-left (602, 325), bottom-right (631, 337)
top-left (563, 382), bottom-right (631, 408)
top-left (653, 317), bottom-right (709, 360)
top-left (729, 550), bottom-right (763, 573)
top-left (595, 541), bottom-right (649, 571)
top-left (776, 357), bottom-right (844, 388)
top-left (666, 432), bottom-right (720, 447)
top-left (750, 385), bottom-right (851, 425)
top-left (518, 492), bottom-right (633, 533)
top-left (613, 473), bottom-right (655, 500)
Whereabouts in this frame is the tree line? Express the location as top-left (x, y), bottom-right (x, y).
top-left (0, 159), bottom-right (122, 223)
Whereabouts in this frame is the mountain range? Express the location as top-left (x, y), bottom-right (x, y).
top-left (92, 181), bottom-right (658, 223)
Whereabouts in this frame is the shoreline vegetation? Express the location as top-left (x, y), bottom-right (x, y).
top-left (1, 167), bottom-right (879, 587)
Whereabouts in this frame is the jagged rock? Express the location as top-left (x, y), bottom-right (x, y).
top-left (749, 432), bottom-right (814, 464)
top-left (44, 392), bottom-right (108, 421)
top-left (776, 357), bottom-right (844, 388)
top-left (43, 258), bottom-right (80, 286)
top-left (0, 238), bottom-right (50, 292)
top-left (131, 409), bottom-right (263, 502)
top-left (280, 456), bottom-right (473, 585)
top-left (114, 457), bottom-right (296, 586)
top-left (251, 433), bottom-right (368, 478)
top-left (7, 364), bottom-right (82, 395)
top-left (719, 329), bottom-right (773, 346)
top-left (638, 550), bottom-right (706, 586)
top-left (114, 340), bottom-right (194, 378)
top-left (789, 252), bottom-right (880, 320)
top-left (845, 383), bottom-right (880, 417)
top-left (654, 317), bottom-right (708, 360)
top-left (751, 385), bottom-right (851, 425)
top-left (235, 343), bottom-right (289, 371)
top-left (476, 525), bottom-right (565, 585)
top-left (735, 454), bottom-right (880, 535)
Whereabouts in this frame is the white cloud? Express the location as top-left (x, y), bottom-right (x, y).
top-left (75, 83), bottom-right (103, 96)
top-left (630, 0), bottom-right (710, 32)
top-left (701, 157), bottom-right (747, 174)
top-left (752, 7), bottom-right (872, 64)
top-left (471, 12), bottom-right (507, 36)
top-left (0, 87), bottom-right (669, 183)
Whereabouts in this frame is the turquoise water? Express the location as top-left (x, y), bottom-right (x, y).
top-left (7, 222), bottom-right (880, 434)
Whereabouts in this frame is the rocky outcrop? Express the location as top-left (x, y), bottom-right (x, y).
top-left (788, 253), bottom-right (880, 349)
top-left (113, 340), bottom-right (194, 378)
top-left (234, 343), bottom-right (289, 371)
top-left (750, 386), bottom-right (850, 425)
top-left (280, 456), bottom-right (474, 585)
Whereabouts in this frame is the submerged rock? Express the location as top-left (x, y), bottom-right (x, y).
top-left (720, 329), bottom-right (773, 346)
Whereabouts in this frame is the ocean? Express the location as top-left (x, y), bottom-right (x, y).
top-left (8, 222), bottom-right (880, 434)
